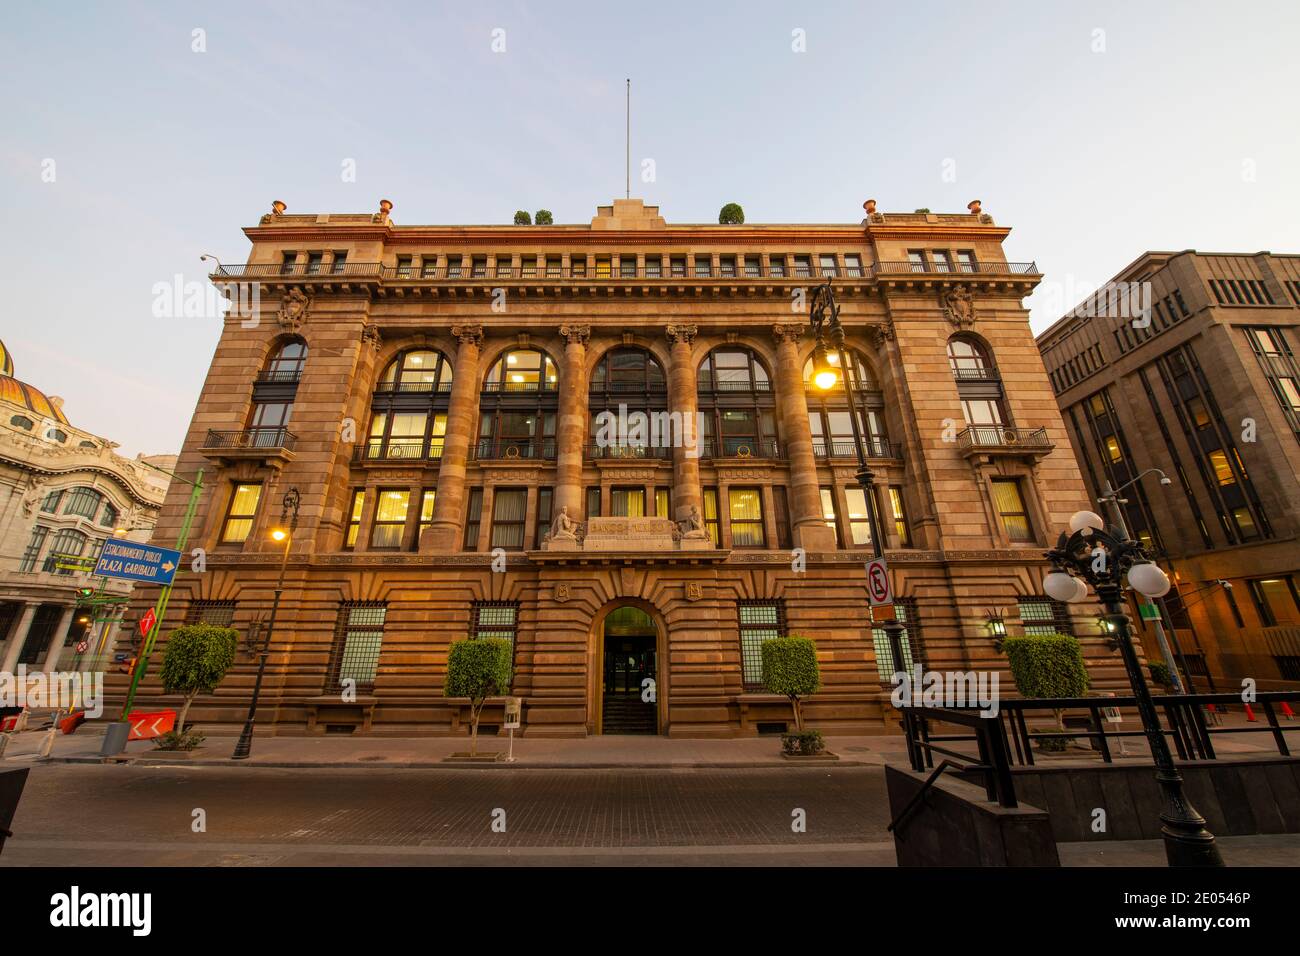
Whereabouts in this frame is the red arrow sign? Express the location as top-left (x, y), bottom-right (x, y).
top-left (127, 709), bottom-right (176, 740)
top-left (138, 608), bottom-right (156, 639)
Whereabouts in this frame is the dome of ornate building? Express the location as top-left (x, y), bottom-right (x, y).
top-left (0, 338), bottom-right (70, 425)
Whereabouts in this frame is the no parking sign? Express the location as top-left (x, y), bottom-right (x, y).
top-left (865, 557), bottom-right (893, 607)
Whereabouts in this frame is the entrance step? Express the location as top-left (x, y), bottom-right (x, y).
top-left (601, 694), bottom-right (657, 735)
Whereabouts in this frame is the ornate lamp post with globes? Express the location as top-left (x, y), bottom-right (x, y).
top-left (232, 486), bottom-right (300, 760)
top-left (1043, 508), bottom-right (1223, 867)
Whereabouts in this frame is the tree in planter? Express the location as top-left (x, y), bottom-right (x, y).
top-left (158, 623), bottom-right (238, 733)
top-left (444, 638), bottom-right (513, 756)
top-left (1002, 633), bottom-right (1090, 751)
top-left (761, 636), bottom-right (821, 732)
top-left (513, 210), bottom-right (532, 225)
top-left (718, 202), bottom-right (745, 225)
top-left (534, 209), bottom-right (553, 225)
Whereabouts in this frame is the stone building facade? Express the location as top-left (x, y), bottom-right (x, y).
top-left (0, 339), bottom-right (173, 676)
top-left (119, 197), bottom-right (1108, 737)
top-left (1038, 250), bottom-right (1300, 691)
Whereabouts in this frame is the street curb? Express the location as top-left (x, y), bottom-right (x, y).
top-left (42, 755), bottom-right (883, 770)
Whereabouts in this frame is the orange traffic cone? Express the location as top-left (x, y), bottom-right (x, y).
top-left (1244, 703), bottom-right (1257, 722)
top-left (1281, 701), bottom-right (1295, 720)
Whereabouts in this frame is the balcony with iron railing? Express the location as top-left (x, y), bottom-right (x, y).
top-left (951, 367), bottom-right (1001, 383)
top-left (353, 439), bottom-right (445, 464)
top-left (875, 261), bottom-right (1040, 276)
top-left (380, 263), bottom-right (871, 282)
top-left (471, 438), bottom-right (557, 461)
top-left (956, 425), bottom-right (1054, 459)
top-left (811, 438), bottom-right (901, 460)
top-left (255, 369), bottom-right (304, 385)
top-left (699, 438), bottom-right (782, 460)
top-left (584, 444), bottom-right (674, 461)
top-left (201, 427), bottom-right (298, 466)
top-left (481, 381), bottom-right (559, 394)
top-left (373, 380), bottom-right (454, 395)
top-left (695, 379), bottom-right (774, 395)
top-left (212, 262), bottom-right (383, 279)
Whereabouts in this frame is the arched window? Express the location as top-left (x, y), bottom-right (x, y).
top-left (697, 347), bottom-right (777, 459)
top-left (588, 347), bottom-right (670, 463)
top-left (263, 338), bottom-right (308, 383)
top-left (477, 348), bottom-right (558, 460)
top-left (63, 487), bottom-right (105, 520)
top-left (364, 348), bottom-right (454, 460)
top-left (10, 415), bottom-right (33, 430)
top-left (483, 348), bottom-right (557, 392)
top-left (42, 528), bottom-right (88, 574)
top-left (803, 349), bottom-right (891, 458)
top-left (947, 335), bottom-right (1008, 428)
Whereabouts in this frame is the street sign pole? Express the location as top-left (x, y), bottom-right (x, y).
top-left (119, 469), bottom-right (204, 721)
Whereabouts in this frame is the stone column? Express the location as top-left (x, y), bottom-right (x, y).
top-left (772, 324), bottom-right (837, 550)
top-left (666, 324), bottom-right (703, 523)
top-left (554, 324), bottom-right (591, 521)
top-left (422, 324), bottom-right (484, 552)
top-left (0, 602), bottom-right (39, 674)
top-left (40, 605), bottom-right (77, 671)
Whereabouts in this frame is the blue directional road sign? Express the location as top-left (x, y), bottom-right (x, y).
top-left (93, 539), bottom-right (183, 585)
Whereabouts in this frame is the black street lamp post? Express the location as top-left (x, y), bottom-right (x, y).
top-left (232, 486), bottom-right (300, 760)
top-left (809, 281), bottom-right (909, 682)
top-left (1044, 516), bottom-right (1223, 867)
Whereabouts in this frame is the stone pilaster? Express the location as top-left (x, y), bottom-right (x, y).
top-left (666, 324), bottom-right (703, 523)
top-left (554, 324), bottom-right (591, 519)
top-left (772, 324), bottom-right (837, 551)
top-left (422, 324), bottom-right (483, 551)
top-left (0, 602), bottom-right (38, 674)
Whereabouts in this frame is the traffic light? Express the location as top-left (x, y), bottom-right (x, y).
top-left (77, 586), bottom-right (95, 599)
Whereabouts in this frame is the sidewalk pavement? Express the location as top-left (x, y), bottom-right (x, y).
top-left (1, 708), bottom-right (1293, 770)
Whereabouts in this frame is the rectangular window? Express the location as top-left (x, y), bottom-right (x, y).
top-left (305, 252), bottom-right (323, 275)
top-left (889, 487), bottom-right (911, 546)
top-left (446, 255), bottom-right (462, 278)
top-left (843, 486), bottom-right (874, 548)
top-left (744, 255), bottom-right (761, 277)
top-left (571, 256), bottom-right (587, 278)
top-left (41, 489), bottom-right (64, 513)
top-left (545, 257), bottom-right (561, 277)
top-left (534, 487), bottom-right (553, 548)
top-left (907, 250), bottom-right (927, 272)
top-left (495, 255), bottom-right (513, 278)
top-left (221, 483), bottom-right (262, 544)
top-left (1248, 577), bottom-right (1300, 627)
top-left (991, 479), bottom-right (1033, 543)
top-left (873, 600), bottom-right (919, 676)
top-left (396, 255), bottom-right (412, 278)
top-left (728, 487), bottom-right (765, 548)
top-left (654, 487), bottom-right (670, 518)
top-left (331, 251), bottom-right (348, 274)
top-left (463, 488), bottom-right (484, 550)
top-left (670, 256), bottom-right (686, 277)
top-left (472, 602), bottom-right (519, 659)
top-left (185, 600), bottom-right (236, 627)
top-left (421, 256), bottom-right (439, 277)
top-left (1207, 449), bottom-right (1236, 486)
top-left (1018, 597), bottom-right (1074, 636)
top-left (471, 256), bottom-right (487, 278)
top-left (645, 256), bottom-right (662, 278)
top-left (844, 254), bottom-right (863, 277)
top-left (931, 251), bottom-right (951, 273)
top-left (818, 254), bottom-right (838, 277)
top-left (956, 250), bottom-right (976, 273)
top-left (702, 487), bottom-right (720, 545)
top-left (793, 255), bottom-right (812, 278)
top-left (620, 255), bottom-right (637, 277)
top-left (370, 489), bottom-right (410, 550)
top-left (490, 488), bottom-right (527, 550)
top-left (279, 252), bottom-right (297, 274)
top-left (596, 257), bottom-right (612, 278)
top-left (417, 489), bottom-right (436, 547)
top-left (345, 490), bottom-right (365, 549)
top-left (820, 487), bottom-right (841, 547)
top-left (611, 487), bottom-right (645, 517)
top-left (329, 604), bottom-right (387, 691)
top-left (768, 255), bottom-right (787, 278)
top-left (18, 526), bottom-right (49, 573)
top-left (739, 601), bottom-right (785, 691)
top-left (719, 256), bottom-right (737, 277)
top-left (586, 486), bottom-right (601, 520)
top-left (694, 255), bottom-right (712, 277)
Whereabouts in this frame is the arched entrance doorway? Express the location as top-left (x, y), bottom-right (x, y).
top-left (599, 605), bottom-right (659, 734)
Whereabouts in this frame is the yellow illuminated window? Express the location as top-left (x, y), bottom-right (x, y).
top-left (370, 490), bottom-right (410, 549)
top-left (728, 487), bottom-right (765, 548)
top-left (221, 483), bottom-right (262, 543)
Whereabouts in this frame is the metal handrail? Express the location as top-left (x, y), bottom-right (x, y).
top-left (956, 425), bottom-right (1052, 449)
top-left (213, 263), bottom-right (382, 278)
top-left (698, 438), bottom-right (782, 460)
top-left (471, 438), bottom-right (557, 461)
top-left (584, 444), bottom-right (674, 460)
top-left (876, 261), bottom-right (1040, 276)
top-left (811, 438), bottom-right (899, 460)
top-left (204, 427), bottom-right (297, 450)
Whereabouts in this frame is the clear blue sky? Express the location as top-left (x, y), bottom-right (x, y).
top-left (2, 0), bottom-right (1297, 457)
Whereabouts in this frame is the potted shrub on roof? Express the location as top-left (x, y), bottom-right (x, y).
top-left (513, 210), bottom-right (532, 225)
top-left (1002, 632), bottom-right (1090, 752)
top-left (155, 622), bottom-right (238, 752)
top-left (534, 209), bottom-right (553, 225)
top-left (718, 202), bottom-right (745, 224)
top-left (444, 638), bottom-right (513, 758)
top-left (761, 636), bottom-right (826, 756)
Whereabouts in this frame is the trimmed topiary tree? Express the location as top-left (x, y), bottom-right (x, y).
top-left (1003, 633), bottom-right (1090, 750)
top-left (718, 202), bottom-right (745, 225)
top-left (444, 638), bottom-right (513, 756)
top-left (534, 209), bottom-right (553, 225)
top-left (513, 210), bottom-right (532, 225)
top-left (761, 636), bottom-right (821, 731)
top-left (158, 623), bottom-right (238, 732)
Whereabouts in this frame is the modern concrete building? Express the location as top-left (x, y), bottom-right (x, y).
top-left (119, 197), bottom-right (1110, 737)
top-left (0, 339), bottom-right (173, 675)
top-left (1037, 250), bottom-right (1300, 691)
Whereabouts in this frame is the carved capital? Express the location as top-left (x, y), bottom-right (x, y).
top-left (771, 323), bottom-right (805, 347)
top-left (451, 323), bottom-right (484, 348)
top-left (361, 322), bottom-right (382, 353)
top-left (559, 324), bottom-right (591, 347)
top-left (666, 324), bottom-right (698, 346)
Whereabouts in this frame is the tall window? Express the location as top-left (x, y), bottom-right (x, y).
top-left (463, 488), bottom-right (484, 550)
top-left (264, 339), bottom-right (307, 382)
top-left (221, 483), bottom-right (262, 544)
top-left (697, 348), bottom-right (776, 458)
top-left (64, 487), bottom-right (104, 520)
top-left (345, 490), bottom-right (365, 549)
top-left (728, 488), bottom-right (765, 548)
top-left (820, 487), bottom-right (842, 547)
top-left (250, 338), bottom-right (306, 443)
top-left (889, 487), bottom-right (912, 546)
top-left (370, 490), bottom-right (410, 549)
top-left (490, 488), bottom-right (527, 550)
top-left (42, 528), bottom-right (88, 574)
top-left (41, 489), bottom-right (64, 513)
top-left (19, 526), bottom-right (49, 572)
top-left (843, 487), bottom-right (874, 548)
top-left (479, 349), bottom-right (558, 461)
top-left (534, 488), bottom-right (553, 548)
top-left (589, 347), bottom-right (667, 457)
top-left (1245, 327), bottom-right (1300, 442)
top-left (417, 490), bottom-right (437, 546)
top-left (611, 487), bottom-right (646, 517)
top-left (991, 478), bottom-right (1033, 543)
top-left (873, 600), bottom-right (920, 676)
top-left (368, 349), bottom-right (453, 460)
top-left (949, 335), bottom-right (1007, 429)
top-left (329, 604), bottom-right (387, 691)
top-left (472, 602), bottom-right (519, 658)
top-left (702, 488), bottom-right (720, 545)
top-left (1018, 597), bottom-right (1074, 636)
top-left (739, 601), bottom-right (786, 690)
top-left (803, 349), bottom-right (890, 458)
top-left (1247, 577), bottom-right (1300, 627)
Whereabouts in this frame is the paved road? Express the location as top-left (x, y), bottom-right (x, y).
top-left (2, 763), bottom-right (897, 866)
